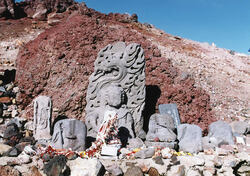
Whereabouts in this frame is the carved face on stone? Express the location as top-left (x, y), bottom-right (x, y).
top-left (100, 84), bottom-right (125, 108)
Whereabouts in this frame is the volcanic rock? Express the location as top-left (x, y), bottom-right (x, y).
top-left (0, 165), bottom-right (20, 176)
top-left (0, 0), bottom-right (15, 18)
top-left (124, 166), bottom-right (144, 176)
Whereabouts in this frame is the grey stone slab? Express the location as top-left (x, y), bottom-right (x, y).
top-left (159, 103), bottom-right (181, 128)
top-left (33, 96), bottom-right (52, 140)
top-left (146, 113), bottom-right (176, 142)
top-left (177, 124), bottom-right (203, 153)
top-left (51, 119), bottom-right (86, 151)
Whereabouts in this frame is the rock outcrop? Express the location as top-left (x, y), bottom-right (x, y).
top-left (0, 0), bottom-right (75, 19)
top-left (0, 0), bottom-right (15, 18)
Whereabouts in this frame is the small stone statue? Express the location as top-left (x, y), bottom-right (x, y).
top-left (146, 113), bottom-right (176, 142)
top-left (51, 119), bottom-right (87, 151)
top-left (33, 96), bottom-right (52, 140)
top-left (86, 84), bottom-right (135, 141)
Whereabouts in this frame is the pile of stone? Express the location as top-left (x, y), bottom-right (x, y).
top-left (0, 70), bottom-right (18, 124)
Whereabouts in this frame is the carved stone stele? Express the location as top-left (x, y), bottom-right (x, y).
top-left (51, 119), bottom-right (87, 151)
top-left (85, 42), bottom-right (146, 137)
top-left (33, 96), bottom-right (52, 140)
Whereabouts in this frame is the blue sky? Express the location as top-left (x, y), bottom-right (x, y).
top-left (79, 0), bottom-right (250, 54)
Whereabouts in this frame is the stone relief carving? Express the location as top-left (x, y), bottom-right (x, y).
top-left (33, 96), bottom-right (52, 140)
top-left (146, 113), bottom-right (176, 142)
top-left (85, 42), bottom-right (146, 137)
top-left (51, 119), bottom-right (87, 151)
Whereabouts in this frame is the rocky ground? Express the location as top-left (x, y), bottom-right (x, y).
top-left (0, 0), bottom-right (249, 176)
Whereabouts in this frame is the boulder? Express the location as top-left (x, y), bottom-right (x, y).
top-left (0, 166), bottom-right (20, 176)
top-left (146, 113), bottom-right (176, 142)
top-left (177, 124), bottom-right (203, 153)
top-left (206, 121), bottom-right (234, 147)
top-left (134, 148), bottom-right (155, 159)
top-left (0, 143), bottom-right (12, 155)
top-left (124, 166), bottom-right (143, 176)
top-left (230, 121), bottom-right (249, 135)
top-left (0, 0), bottom-right (15, 18)
top-left (67, 158), bottom-right (105, 176)
top-left (106, 164), bottom-right (123, 176)
top-left (43, 155), bottom-right (68, 176)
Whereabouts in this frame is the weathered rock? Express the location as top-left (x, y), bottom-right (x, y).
top-left (166, 165), bottom-right (185, 176)
top-left (124, 166), bottom-right (143, 176)
top-left (43, 155), bottom-right (68, 176)
top-left (127, 137), bottom-right (145, 149)
top-left (17, 151), bottom-right (31, 164)
top-left (106, 164), bottom-right (123, 176)
top-left (67, 157), bottom-right (105, 176)
top-left (0, 166), bottom-right (20, 176)
top-left (153, 156), bottom-right (164, 165)
top-left (0, 143), bottom-right (12, 155)
top-left (134, 148), bottom-right (155, 159)
top-left (33, 96), bottom-right (52, 140)
top-left (5, 147), bottom-right (20, 157)
top-left (51, 119), bottom-right (86, 151)
top-left (178, 156), bottom-right (205, 167)
top-left (0, 156), bottom-right (18, 166)
top-left (3, 123), bottom-right (19, 139)
top-left (177, 124), bottom-right (203, 153)
top-left (145, 141), bottom-right (176, 149)
top-left (148, 167), bottom-right (160, 176)
top-left (32, 4), bottom-right (47, 20)
top-left (0, 97), bottom-right (11, 104)
top-left (185, 169), bottom-right (202, 176)
top-left (206, 121), bottom-right (234, 148)
top-left (14, 165), bottom-right (29, 175)
top-left (30, 166), bottom-right (43, 176)
top-left (146, 113), bottom-right (176, 142)
top-left (158, 104), bottom-right (181, 128)
top-left (231, 121), bottom-right (249, 135)
top-left (161, 147), bottom-right (172, 159)
top-left (86, 42), bottom-right (146, 137)
top-left (0, 0), bottom-right (15, 18)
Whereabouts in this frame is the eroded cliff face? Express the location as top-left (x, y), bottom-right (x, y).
top-left (14, 4), bottom-right (216, 131)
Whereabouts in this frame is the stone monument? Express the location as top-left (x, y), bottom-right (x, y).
top-left (146, 113), bottom-right (176, 142)
top-left (33, 96), bottom-right (52, 140)
top-left (85, 42), bottom-right (146, 137)
top-left (51, 119), bottom-right (87, 151)
top-left (159, 104), bottom-right (181, 128)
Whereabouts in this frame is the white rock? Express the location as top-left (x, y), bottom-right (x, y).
top-left (67, 158), bottom-right (104, 176)
top-left (235, 136), bottom-right (245, 145)
top-left (18, 152), bottom-right (31, 164)
top-left (24, 121), bottom-right (34, 131)
top-left (0, 143), bottom-right (12, 155)
top-left (0, 156), bottom-right (18, 166)
top-left (24, 145), bottom-right (36, 155)
top-left (14, 165), bottom-right (30, 174)
top-left (186, 169), bottom-right (201, 176)
top-left (178, 156), bottom-right (205, 167)
top-left (161, 147), bottom-right (172, 159)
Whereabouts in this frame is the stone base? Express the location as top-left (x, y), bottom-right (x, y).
top-left (145, 141), bottom-right (177, 149)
